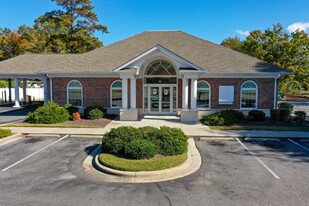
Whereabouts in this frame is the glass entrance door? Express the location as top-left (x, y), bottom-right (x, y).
top-left (149, 86), bottom-right (172, 113)
top-left (161, 87), bottom-right (171, 112)
top-left (150, 87), bottom-right (159, 112)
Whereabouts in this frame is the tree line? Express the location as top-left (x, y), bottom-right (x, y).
top-left (0, 0), bottom-right (107, 61)
top-left (221, 23), bottom-right (309, 94)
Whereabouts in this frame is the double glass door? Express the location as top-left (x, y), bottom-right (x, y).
top-left (149, 86), bottom-right (173, 113)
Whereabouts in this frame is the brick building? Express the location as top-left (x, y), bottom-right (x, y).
top-left (0, 31), bottom-right (290, 121)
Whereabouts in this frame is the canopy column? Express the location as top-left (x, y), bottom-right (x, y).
top-left (13, 78), bottom-right (20, 108)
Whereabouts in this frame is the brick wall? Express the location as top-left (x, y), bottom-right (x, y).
top-left (52, 77), bottom-right (120, 108)
top-left (52, 77), bottom-right (275, 110)
top-left (198, 78), bottom-right (275, 109)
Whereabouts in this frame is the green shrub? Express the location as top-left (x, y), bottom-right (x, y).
top-left (102, 126), bottom-right (143, 154)
top-left (270, 109), bottom-right (290, 122)
top-left (0, 129), bottom-right (12, 138)
top-left (294, 111), bottom-right (306, 122)
top-left (25, 102), bottom-right (70, 124)
top-left (270, 109), bottom-right (280, 121)
top-left (139, 126), bottom-right (159, 138)
top-left (248, 110), bottom-right (266, 121)
top-left (201, 110), bottom-right (244, 126)
top-left (64, 104), bottom-right (79, 116)
top-left (278, 102), bottom-right (294, 114)
top-left (88, 108), bottom-right (103, 120)
top-left (147, 127), bottom-right (188, 156)
top-left (125, 139), bottom-right (157, 159)
top-left (84, 106), bottom-right (105, 119)
top-left (201, 114), bottom-right (225, 126)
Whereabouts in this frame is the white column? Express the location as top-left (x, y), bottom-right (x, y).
top-left (23, 79), bottom-right (27, 103)
top-left (122, 78), bottom-right (128, 109)
top-left (13, 78), bottom-right (20, 107)
top-left (182, 78), bottom-right (188, 110)
top-left (190, 78), bottom-right (197, 110)
top-left (44, 78), bottom-right (49, 104)
top-left (130, 78), bottom-right (136, 109)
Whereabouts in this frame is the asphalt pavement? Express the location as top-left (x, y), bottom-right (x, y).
top-left (0, 136), bottom-right (308, 206)
top-left (0, 105), bottom-right (38, 124)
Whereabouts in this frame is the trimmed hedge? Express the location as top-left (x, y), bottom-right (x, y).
top-left (88, 108), bottom-right (103, 120)
top-left (248, 110), bottom-right (266, 121)
top-left (0, 129), bottom-right (12, 139)
top-left (270, 109), bottom-right (290, 122)
top-left (147, 127), bottom-right (188, 156)
top-left (26, 102), bottom-right (70, 124)
top-left (294, 111), bottom-right (306, 122)
top-left (101, 126), bottom-right (188, 159)
top-left (84, 106), bottom-right (105, 119)
top-left (278, 102), bottom-right (294, 115)
top-left (102, 126), bottom-right (143, 154)
top-left (125, 139), bottom-right (157, 159)
top-left (201, 110), bottom-right (244, 126)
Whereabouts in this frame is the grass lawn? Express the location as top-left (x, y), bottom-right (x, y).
top-left (208, 118), bottom-right (309, 131)
top-left (99, 152), bottom-right (187, 172)
top-left (0, 129), bottom-right (12, 139)
top-left (209, 125), bottom-right (309, 131)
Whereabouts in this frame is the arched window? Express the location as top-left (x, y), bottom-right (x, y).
top-left (67, 80), bottom-right (83, 107)
top-left (145, 60), bottom-right (176, 76)
top-left (240, 81), bottom-right (258, 109)
top-left (111, 80), bottom-right (122, 108)
top-left (197, 81), bottom-right (210, 109)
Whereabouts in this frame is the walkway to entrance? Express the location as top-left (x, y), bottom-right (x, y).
top-left (104, 115), bottom-right (214, 136)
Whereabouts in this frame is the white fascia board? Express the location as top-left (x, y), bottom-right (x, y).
top-left (198, 72), bottom-right (284, 78)
top-left (42, 72), bottom-right (119, 78)
top-left (0, 74), bottom-right (45, 79)
top-left (114, 44), bottom-right (204, 72)
top-left (119, 72), bottom-right (135, 79)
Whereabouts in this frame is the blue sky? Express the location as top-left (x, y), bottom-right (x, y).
top-left (0, 0), bottom-right (308, 46)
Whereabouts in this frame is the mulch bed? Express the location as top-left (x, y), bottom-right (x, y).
top-left (63, 115), bottom-right (117, 127)
top-left (237, 118), bottom-right (309, 127)
top-left (282, 95), bottom-right (309, 101)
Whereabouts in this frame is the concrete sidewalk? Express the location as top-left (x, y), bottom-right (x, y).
top-left (2, 114), bottom-right (309, 138)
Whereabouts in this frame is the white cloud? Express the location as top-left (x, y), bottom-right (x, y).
top-left (234, 29), bottom-right (250, 36)
top-left (287, 22), bottom-right (309, 33)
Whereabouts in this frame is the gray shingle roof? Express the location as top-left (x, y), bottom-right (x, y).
top-left (0, 31), bottom-right (288, 75)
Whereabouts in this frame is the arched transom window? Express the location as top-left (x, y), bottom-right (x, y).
top-left (67, 80), bottom-right (83, 107)
top-left (197, 81), bottom-right (210, 109)
top-left (241, 81), bottom-right (258, 109)
top-left (111, 80), bottom-right (122, 108)
top-left (145, 60), bottom-right (176, 76)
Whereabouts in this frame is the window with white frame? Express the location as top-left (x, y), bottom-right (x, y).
top-left (241, 81), bottom-right (258, 109)
top-left (111, 81), bottom-right (122, 108)
top-left (67, 80), bottom-right (83, 107)
top-left (197, 81), bottom-right (210, 108)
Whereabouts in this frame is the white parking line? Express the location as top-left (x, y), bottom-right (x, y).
top-left (2, 135), bottom-right (69, 172)
top-left (288, 139), bottom-right (309, 152)
top-left (236, 138), bottom-right (280, 179)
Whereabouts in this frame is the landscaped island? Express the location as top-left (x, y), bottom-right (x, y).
top-left (99, 126), bottom-right (188, 172)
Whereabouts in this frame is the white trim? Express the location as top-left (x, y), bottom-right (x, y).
top-left (44, 72), bottom-right (119, 78)
top-left (121, 78), bottom-right (128, 109)
top-left (197, 80), bottom-right (211, 110)
top-left (110, 80), bottom-right (123, 109)
top-left (66, 80), bottom-right (83, 108)
top-left (240, 80), bottom-right (258, 110)
top-left (182, 78), bottom-right (189, 110)
top-left (130, 78), bottom-right (136, 109)
top-left (190, 78), bottom-right (197, 110)
top-left (199, 72), bottom-right (286, 78)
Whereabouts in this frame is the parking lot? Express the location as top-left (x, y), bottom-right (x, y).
top-left (0, 135), bottom-right (308, 206)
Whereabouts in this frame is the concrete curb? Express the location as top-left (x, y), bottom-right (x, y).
top-left (0, 133), bottom-right (24, 146)
top-left (85, 138), bottom-right (202, 183)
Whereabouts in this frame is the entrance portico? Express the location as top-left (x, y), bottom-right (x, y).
top-left (117, 48), bottom-right (201, 122)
